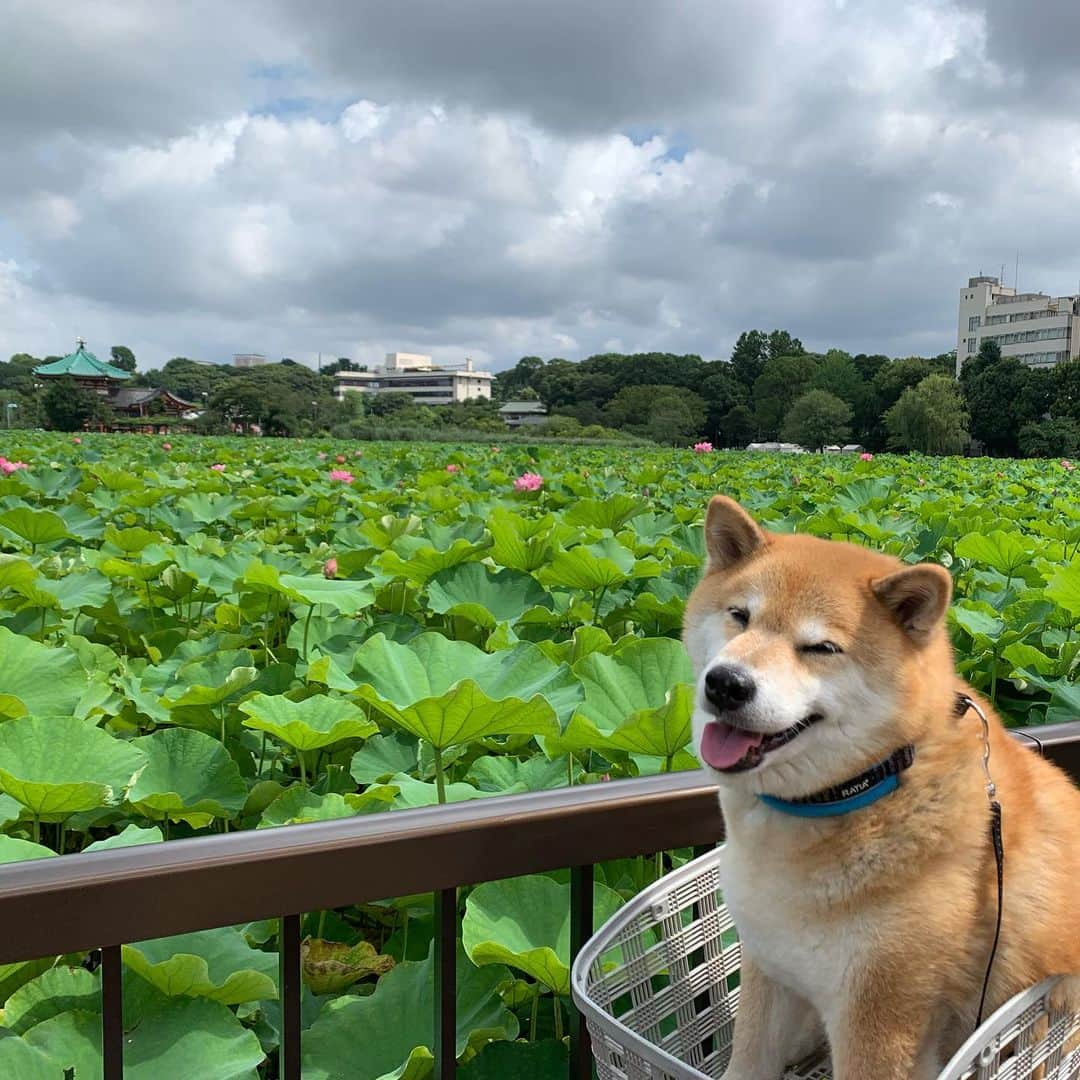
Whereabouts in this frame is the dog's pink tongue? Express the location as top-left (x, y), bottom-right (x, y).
top-left (700, 721), bottom-right (763, 770)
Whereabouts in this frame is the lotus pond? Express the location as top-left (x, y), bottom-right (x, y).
top-left (0, 434), bottom-right (1076, 1078)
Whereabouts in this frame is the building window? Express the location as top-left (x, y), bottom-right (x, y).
top-left (966, 337), bottom-right (977, 353)
top-left (968, 315), bottom-right (981, 331)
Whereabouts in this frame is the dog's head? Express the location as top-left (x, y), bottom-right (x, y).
top-left (683, 496), bottom-right (956, 797)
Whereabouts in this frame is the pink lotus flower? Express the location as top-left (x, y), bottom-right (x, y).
top-left (514, 471), bottom-right (544, 492)
top-left (73, 437), bottom-right (82, 445)
top-left (859, 452), bottom-right (874, 461)
top-left (162, 442), bottom-right (172, 451)
top-left (317, 452), bottom-right (327, 461)
top-left (446, 463), bottom-right (460, 473)
top-left (1061, 459), bottom-right (1075, 472)
top-left (210, 463), bottom-right (226, 472)
top-left (353, 450), bottom-right (363, 457)
top-left (0, 457), bottom-right (28, 475)
top-left (693, 441), bottom-right (713, 453)
top-left (335, 455), bottom-right (346, 464)
top-left (329, 469), bottom-right (354, 484)
top-left (323, 557), bottom-right (338, 579)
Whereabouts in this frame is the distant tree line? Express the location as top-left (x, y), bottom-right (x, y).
top-left (494, 331), bottom-right (1080, 456)
top-left (4, 335), bottom-right (1078, 455)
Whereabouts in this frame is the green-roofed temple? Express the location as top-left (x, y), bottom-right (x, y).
top-left (34, 339), bottom-right (133, 393)
top-left (35, 340), bottom-right (195, 432)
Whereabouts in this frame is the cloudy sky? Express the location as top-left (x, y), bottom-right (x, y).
top-left (3, 1), bottom-right (1079, 372)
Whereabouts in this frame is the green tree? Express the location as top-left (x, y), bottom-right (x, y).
top-left (781, 390), bottom-right (851, 451)
top-left (1052, 359), bottom-right (1080, 423)
top-left (717, 404), bottom-right (755, 448)
top-left (729, 330), bottom-right (768, 389)
top-left (752, 353), bottom-right (821, 439)
top-left (699, 364), bottom-right (746, 440)
top-left (110, 345), bottom-right (136, 372)
top-left (767, 329), bottom-right (804, 361)
top-left (42, 377), bottom-right (109, 432)
top-left (604, 384), bottom-right (706, 444)
top-left (1017, 417), bottom-right (1080, 458)
top-left (964, 357), bottom-right (1053, 455)
top-left (494, 356), bottom-right (545, 400)
top-left (884, 374), bottom-right (969, 455)
top-left (958, 338), bottom-right (1002, 389)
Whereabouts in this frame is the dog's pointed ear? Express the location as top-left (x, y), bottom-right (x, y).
top-left (871, 564), bottom-right (952, 642)
top-left (704, 496), bottom-right (766, 573)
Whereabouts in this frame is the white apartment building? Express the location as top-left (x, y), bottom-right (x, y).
top-left (233, 353), bottom-right (268, 368)
top-left (334, 352), bottom-right (493, 405)
top-left (956, 276), bottom-right (1080, 375)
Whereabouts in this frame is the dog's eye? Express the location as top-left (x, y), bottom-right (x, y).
top-left (728, 607), bottom-right (749, 628)
top-left (801, 641), bottom-right (842, 655)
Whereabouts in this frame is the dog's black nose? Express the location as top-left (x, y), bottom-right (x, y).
top-left (704, 665), bottom-right (756, 712)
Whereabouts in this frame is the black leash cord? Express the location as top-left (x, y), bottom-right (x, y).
top-left (955, 693), bottom-right (1006, 1032)
top-left (975, 800), bottom-right (1004, 1029)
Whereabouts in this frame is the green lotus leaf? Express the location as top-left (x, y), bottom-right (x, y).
top-left (0, 835), bottom-right (57, 863)
top-left (547, 638), bottom-right (695, 761)
top-left (462, 875), bottom-right (624, 995)
top-left (0, 791), bottom-right (23, 826)
top-left (127, 728), bottom-right (247, 824)
top-left (955, 530), bottom-right (1033, 577)
top-left (0, 507), bottom-right (71, 548)
top-left (0, 1038), bottom-right (59, 1079)
top-left (386, 773), bottom-right (495, 808)
top-left (349, 733), bottom-right (419, 784)
top-left (83, 823), bottom-right (164, 853)
top-left (278, 573), bottom-right (376, 615)
top-left (0, 555), bottom-right (37, 592)
top-left (375, 536), bottom-right (487, 586)
top-left (2, 964), bottom-right (100, 1035)
top-left (257, 785), bottom-right (396, 828)
top-left (301, 937), bottom-right (395, 995)
top-left (350, 635), bottom-right (577, 749)
top-left (178, 492), bottom-right (245, 524)
top-left (950, 602), bottom-right (1006, 642)
top-left (122, 926), bottom-right (277, 1005)
top-left (426, 563), bottom-right (554, 629)
top-left (239, 693), bottom-right (378, 751)
top-left (160, 656), bottom-right (259, 709)
top-left (1046, 562), bottom-right (1080, 618)
top-left (466, 754), bottom-right (571, 793)
top-left (459, 1039), bottom-right (569, 1080)
top-left (303, 946), bottom-right (516, 1080)
top-left (0, 626), bottom-right (89, 720)
top-left (23, 996), bottom-right (265, 1079)
top-left (486, 508), bottom-right (556, 572)
top-left (535, 543), bottom-right (631, 591)
top-left (0, 715), bottom-right (146, 820)
top-left (563, 494), bottom-right (647, 532)
top-left (23, 572), bottom-right (112, 612)
top-left (171, 548), bottom-right (253, 597)
top-left (102, 524), bottom-right (161, 554)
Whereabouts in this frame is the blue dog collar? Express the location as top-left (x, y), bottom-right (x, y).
top-left (758, 745), bottom-right (915, 818)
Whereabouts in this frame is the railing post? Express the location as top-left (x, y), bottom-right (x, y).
top-left (569, 864), bottom-right (595, 1080)
top-left (278, 913), bottom-right (302, 1080)
top-left (434, 887), bottom-right (457, 1079)
top-left (101, 943), bottom-right (124, 1080)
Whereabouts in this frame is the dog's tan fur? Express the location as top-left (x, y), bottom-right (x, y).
top-left (683, 496), bottom-right (1080, 1079)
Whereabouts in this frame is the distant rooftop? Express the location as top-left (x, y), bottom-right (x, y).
top-left (498, 401), bottom-right (547, 414)
top-left (34, 340), bottom-right (132, 381)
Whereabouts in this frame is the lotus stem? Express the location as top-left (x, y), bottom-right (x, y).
top-left (302, 603), bottom-right (315, 660)
top-left (432, 744), bottom-right (447, 804)
top-left (553, 994), bottom-right (564, 1040)
top-left (530, 992), bottom-right (539, 1041)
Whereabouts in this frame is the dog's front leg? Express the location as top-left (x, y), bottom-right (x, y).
top-left (721, 955), bottom-right (820, 1080)
top-left (827, 977), bottom-right (939, 1080)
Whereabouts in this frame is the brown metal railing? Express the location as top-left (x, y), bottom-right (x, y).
top-left (0, 721), bottom-right (1078, 1079)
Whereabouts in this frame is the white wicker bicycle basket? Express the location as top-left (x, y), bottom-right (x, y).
top-left (571, 847), bottom-right (1080, 1080)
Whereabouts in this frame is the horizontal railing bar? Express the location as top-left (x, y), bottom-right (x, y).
top-left (0, 721), bottom-right (1076, 965)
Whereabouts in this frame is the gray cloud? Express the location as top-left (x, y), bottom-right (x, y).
top-left (3, 0), bottom-right (1080, 372)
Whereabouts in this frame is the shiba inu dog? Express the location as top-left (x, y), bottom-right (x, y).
top-left (683, 496), bottom-right (1080, 1080)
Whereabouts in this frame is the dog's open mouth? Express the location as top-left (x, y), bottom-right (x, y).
top-left (700, 713), bottom-right (824, 772)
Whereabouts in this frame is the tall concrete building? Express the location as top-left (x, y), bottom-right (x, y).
top-left (334, 353), bottom-right (493, 405)
top-left (233, 353), bottom-right (267, 368)
top-left (956, 276), bottom-right (1079, 375)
